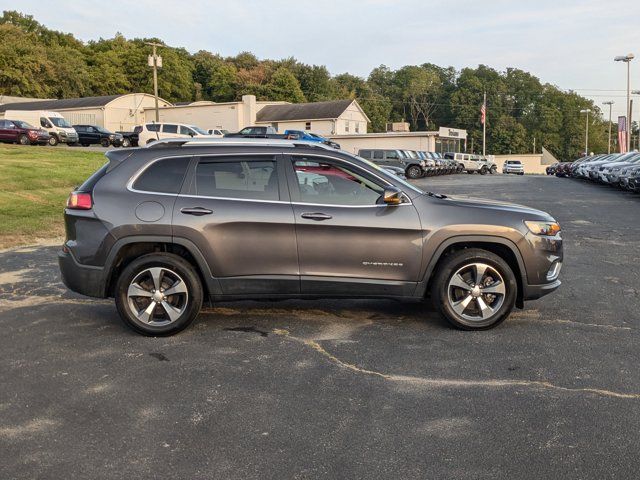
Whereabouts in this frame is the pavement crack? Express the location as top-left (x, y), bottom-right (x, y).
top-left (272, 329), bottom-right (640, 400)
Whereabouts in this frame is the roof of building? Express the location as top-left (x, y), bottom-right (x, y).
top-left (256, 99), bottom-right (366, 122)
top-left (0, 94), bottom-right (168, 112)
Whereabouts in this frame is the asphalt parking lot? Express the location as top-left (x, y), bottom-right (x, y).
top-left (1, 174), bottom-right (639, 479)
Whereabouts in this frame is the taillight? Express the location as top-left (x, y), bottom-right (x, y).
top-left (66, 192), bottom-right (92, 210)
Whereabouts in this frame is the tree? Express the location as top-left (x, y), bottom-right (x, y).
top-left (263, 67), bottom-right (305, 103)
top-left (491, 115), bottom-right (528, 154)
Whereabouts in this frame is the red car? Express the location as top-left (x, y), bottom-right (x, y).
top-left (0, 119), bottom-right (50, 145)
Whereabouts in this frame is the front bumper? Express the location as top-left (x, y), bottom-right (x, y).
top-left (523, 279), bottom-right (562, 300)
top-left (58, 249), bottom-right (106, 298)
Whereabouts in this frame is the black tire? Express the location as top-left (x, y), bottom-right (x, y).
top-left (146, 139), bottom-right (156, 145)
top-left (406, 165), bottom-right (423, 179)
top-left (490, 166), bottom-right (497, 174)
top-left (100, 138), bottom-right (110, 148)
top-left (115, 253), bottom-right (203, 336)
top-left (431, 248), bottom-right (517, 330)
top-left (479, 166), bottom-right (488, 175)
top-left (48, 135), bottom-right (58, 146)
top-left (18, 134), bottom-right (29, 145)
top-left (68, 142), bottom-right (77, 146)
top-left (81, 143), bottom-right (90, 147)
top-left (518, 172), bottom-right (524, 176)
top-left (122, 137), bottom-right (131, 148)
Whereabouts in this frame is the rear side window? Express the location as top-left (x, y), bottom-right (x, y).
top-left (386, 151), bottom-right (399, 159)
top-left (194, 159), bottom-right (279, 201)
top-left (133, 157), bottom-right (191, 194)
top-left (146, 124), bottom-right (161, 132)
top-left (373, 151), bottom-right (384, 160)
top-left (163, 124), bottom-right (178, 134)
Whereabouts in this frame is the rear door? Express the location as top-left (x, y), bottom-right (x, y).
top-left (172, 153), bottom-right (299, 295)
top-left (286, 154), bottom-right (423, 296)
top-left (0, 120), bottom-right (11, 141)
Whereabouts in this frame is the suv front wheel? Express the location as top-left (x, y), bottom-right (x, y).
top-left (115, 253), bottom-right (203, 336)
top-left (431, 248), bottom-right (517, 330)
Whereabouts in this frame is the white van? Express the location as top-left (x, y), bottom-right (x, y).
top-left (137, 122), bottom-right (211, 145)
top-left (3, 110), bottom-right (78, 146)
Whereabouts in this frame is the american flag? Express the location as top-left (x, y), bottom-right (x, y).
top-left (480, 102), bottom-right (486, 125)
top-left (618, 116), bottom-right (627, 153)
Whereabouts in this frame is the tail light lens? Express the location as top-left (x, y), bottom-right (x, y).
top-left (67, 192), bottom-right (92, 210)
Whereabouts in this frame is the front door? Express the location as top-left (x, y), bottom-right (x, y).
top-left (173, 153), bottom-right (299, 295)
top-left (287, 154), bottom-right (423, 296)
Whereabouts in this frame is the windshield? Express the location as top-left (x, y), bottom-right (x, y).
top-left (190, 126), bottom-right (208, 135)
top-left (50, 117), bottom-right (72, 128)
top-left (14, 120), bottom-right (34, 129)
top-left (350, 154), bottom-right (424, 195)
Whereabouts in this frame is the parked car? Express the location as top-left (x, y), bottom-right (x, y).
top-left (283, 130), bottom-right (340, 149)
top-left (478, 155), bottom-right (498, 174)
top-left (59, 138), bottom-right (562, 335)
top-left (225, 126), bottom-right (295, 139)
top-left (73, 125), bottom-right (123, 147)
top-left (207, 128), bottom-right (228, 137)
top-left (0, 119), bottom-right (49, 145)
top-left (358, 148), bottom-right (426, 179)
top-left (546, 163), bottom-right (559, 175)
top-left (137, 123), bottom-right (210, 145)
top-left (117, 126), bottom-right (141, 148)
top-left (503, 160), bottom-right (525, 175)
top-left (443, 152), bottom-right (484, 173)
top-left (2, 110), bottom-right (78, 146)
top-left (554, 162), bottom-right (573, 177)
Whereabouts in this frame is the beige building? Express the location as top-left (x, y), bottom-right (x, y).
top-left (493, 147), bottom-right (559, 174)
top-left (0, 94), bottom-right (171, 132)
top-left (145, 95), bottom-right (288, 132)
top-left (256, 99), bottom-right (369, 135)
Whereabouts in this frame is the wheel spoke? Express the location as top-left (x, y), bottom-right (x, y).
top-left (476, 297), bottom-right (494, 318)
top-left (148, 267), bottom-right (164, 291)
top-left (449, 274), bottom-right (471, 291)
top-left (128, 282), bottom-right (153, 298)
top-left (474, 263), bottom-right (488, 285)
top-left (160, 301), bottom-right (182, 322)
top-left (482, 281), bottom-right (505, 296)
top-left (137, 301), bottom-right (157, 323)
top-left (163, 279), bottom-right (187, 297)
top-left (451, 294), bottom-right (473, 315)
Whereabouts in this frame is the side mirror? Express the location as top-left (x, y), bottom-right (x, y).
top-left (383, 186), bottom-right (404, 205)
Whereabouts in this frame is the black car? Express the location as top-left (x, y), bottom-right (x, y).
top-left (73, 125), bottom-right (123, 147)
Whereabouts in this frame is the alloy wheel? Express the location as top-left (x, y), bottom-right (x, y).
top-left (447, 262), bottom-right (506, 323)
top-left (127, 267), bottom-right (189, 326)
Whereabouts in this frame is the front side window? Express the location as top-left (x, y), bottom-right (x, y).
top-left (179, 125), bottom-right (194, 136)
top-left (133, 157), bottom-right (191, 194)
top-left (195, 159), bottom-right (279, 201)
top-left (292, 157), bottom-right (384, 206)
top-left (146, 123), bottom-right (161, 132)
top-left (163, 124), bottom-right (178, 134)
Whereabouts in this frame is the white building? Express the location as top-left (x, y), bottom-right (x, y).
top-left (0, 94), bottom-right (171, 132)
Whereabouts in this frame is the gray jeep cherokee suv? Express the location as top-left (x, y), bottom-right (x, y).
top-left (59, 139), bottom-right (562, 335)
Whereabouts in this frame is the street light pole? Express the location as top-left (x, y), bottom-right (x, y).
top-left (614, 53), bottom-right (635, 152)
top-left (580, 109), bottom-right (591, 156)
top-left (602, 101), bottom-right (614, 154)
top-left (145, 42), bottom-right (164, 123)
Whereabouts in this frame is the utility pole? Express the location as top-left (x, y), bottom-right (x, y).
top-left (532, 137), bottom-right (536, 154)
top-left (603, 101), bottom-right (614, 154)
top-left (145, 42), bottom-right (164, 123)
top-left (580, 109), bottom-right (591, 155)
top-left (482, 91), bottom-right (487, 156)
top-left (614, 53), bottom-right (634, 152)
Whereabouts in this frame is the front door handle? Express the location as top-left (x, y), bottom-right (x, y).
top-left (301, 212), bottom-right (332, 221)
top-left (180, 207), bottom-right (213, 216)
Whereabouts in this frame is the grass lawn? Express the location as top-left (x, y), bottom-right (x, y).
top-left (0, 144), bottom-right (105, 249)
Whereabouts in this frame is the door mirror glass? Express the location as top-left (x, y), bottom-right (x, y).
top-left (383, 186), bottom-right (404, 205)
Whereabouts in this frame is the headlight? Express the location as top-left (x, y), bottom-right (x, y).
top-left (109, 134), bottom-right (115, 139)
top-left (524, 220), bottom-right (561, 236)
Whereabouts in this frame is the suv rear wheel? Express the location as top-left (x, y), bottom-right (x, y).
top-left (115, 253), bottom-right (203, 336)
top-left (431, 248), bottom-right (517, 330)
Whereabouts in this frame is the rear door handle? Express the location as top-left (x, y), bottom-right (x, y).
top-left (301, 212), bottom-right (332, 221)
top-left (180, 207), bottom-right (213, 216)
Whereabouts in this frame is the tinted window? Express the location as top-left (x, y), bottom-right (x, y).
top-left (146, 123), bottom-right (160, 132)
top-left (359, 150), bottom-right (371, 159)
top-left (373, 150), bottom-right (384, 160)
top-left (179, 125), bottom-right (193, 135)
top-left (293, 157), bottom-right (384, 206)
top-left (133, 157), bottom-right (191, 194)
top-left (163, 124), bottom-right (178, 134)
top-left (386, 151), bottom-right (399, 159)
top-left (195, 159), bottom-right (278, 201)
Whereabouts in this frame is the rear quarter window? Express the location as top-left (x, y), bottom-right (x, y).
top-left (133, 157), bottom-right (191, 194)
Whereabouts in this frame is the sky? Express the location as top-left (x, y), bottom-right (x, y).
top-left (7, 0), bottom-right (640, 120)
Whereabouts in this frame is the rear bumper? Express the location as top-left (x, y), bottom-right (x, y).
top-left (58, 249), bottom-right (106, 298)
